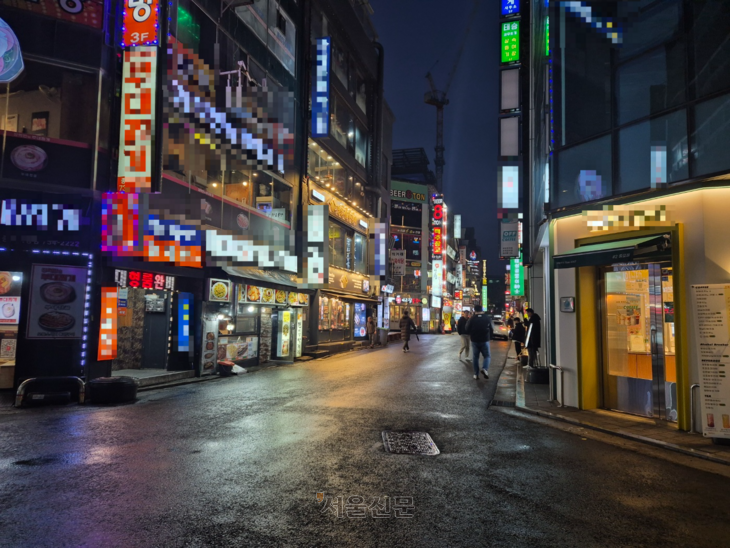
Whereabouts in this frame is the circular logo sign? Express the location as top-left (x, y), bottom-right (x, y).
top-left (237, 213), bottom-right (249, 229)
top-left (469, 251), bottom-right (477, 260)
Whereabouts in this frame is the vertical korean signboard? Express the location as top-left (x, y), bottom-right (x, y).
top-left (312, 37), bottom-right (331, 138)
top-left (691, 285), bottom-right (730, 439)
top-left (510, 253), bottom-right (523, 297)
top-left (501, 21), bottom-right (520, 63)
top-left (117, 47), bottom-right (157, 193)
top-left (431, 196), bottom-right (444, 298)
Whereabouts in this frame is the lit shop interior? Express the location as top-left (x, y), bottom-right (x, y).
top-left (201, 279), bottom-right (308, 373)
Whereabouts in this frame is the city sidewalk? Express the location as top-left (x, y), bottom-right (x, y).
top-left (491, 354), bottom-right (730, 466)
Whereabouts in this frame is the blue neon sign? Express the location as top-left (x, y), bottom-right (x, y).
top-left (502, 0), bottom-right (520, 16)
top-left (312, 37), bottom-right (331, 138)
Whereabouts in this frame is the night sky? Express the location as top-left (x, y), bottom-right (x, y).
top-left (370, 0), bottom-right (507, 275)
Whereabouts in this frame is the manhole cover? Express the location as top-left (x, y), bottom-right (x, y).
top-left (382, 431), bottom-right (440, 456)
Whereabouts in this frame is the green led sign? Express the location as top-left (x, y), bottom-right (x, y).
top-left (502, 21), bottom-right (520, 63)
top-left (481, 286), bottom-right (488, 309)
top-left (510, 252), bottom-right (523, 297)
top-left (546, 17), bottom-right (550, 57)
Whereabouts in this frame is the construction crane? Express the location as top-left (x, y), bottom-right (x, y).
top-left (424, 0), bottom-right (481, 192)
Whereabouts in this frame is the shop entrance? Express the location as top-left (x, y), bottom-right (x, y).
top-left (600, 262), bottom-right (677, 421)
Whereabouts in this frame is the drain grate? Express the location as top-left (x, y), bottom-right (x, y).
top-left (382, 431), bottom-right (440, 456)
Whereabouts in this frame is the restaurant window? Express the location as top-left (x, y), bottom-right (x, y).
top-left (354, 232), bottom-right (368, 274)
top-left (0, 60), bottom-right (98, 188)
top-left (329, 220), bottom-right (347, 269)
top-left (318, 296), bottom-right (350, 331)
top-left (253, 171), bottom-right (292, 224)
top-left (308, 140), bottom-right (347, 194)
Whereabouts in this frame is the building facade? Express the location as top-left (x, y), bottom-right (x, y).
top-left (535, 0), bottom-right (730, 434)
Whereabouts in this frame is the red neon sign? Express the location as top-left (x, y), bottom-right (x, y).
top-left (121, 0), bottom-right (160, 47)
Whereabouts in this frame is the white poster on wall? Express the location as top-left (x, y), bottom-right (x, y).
top-left (691, 285), bottom-right (730, 439)
top-left (432, 259), bottom-right (443, 297)
top-left (26, 264), bottom-right (88, 339)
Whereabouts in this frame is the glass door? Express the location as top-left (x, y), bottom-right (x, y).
top-left (601, 262), bottom-right (676, 421)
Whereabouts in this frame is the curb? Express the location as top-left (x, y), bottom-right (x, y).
top-left (503, 403), bottom-right (730, 467)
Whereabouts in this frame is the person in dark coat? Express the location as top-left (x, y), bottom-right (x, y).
top-left (457, 312), bottom-right (470, 359)
top-left (525, 308), bottom-right (542, 367)
top-left (465, 305), bottom-right (493, 380)
top-left (399, 310), bottom-right (416, 353)
top-left (512, 317), bottom-right (526, 361)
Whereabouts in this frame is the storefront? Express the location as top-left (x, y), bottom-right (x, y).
top-left (0, 191), bottom-right (97, 389)
top-left (102, 263), bottom-right (205, 376)
top-left (387, 293), bottom-right (428, 332)
top-left (549, 187), bottom-right (730, 432)
top-left (314, 266), bottom-right (377, 346)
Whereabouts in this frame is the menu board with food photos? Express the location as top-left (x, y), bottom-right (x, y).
top-left (201, 320), bottom-right (219, 375)
top-left (26, 264), bottom-right (88, 339)
top-left (208, 279), bottom-right (231, 302)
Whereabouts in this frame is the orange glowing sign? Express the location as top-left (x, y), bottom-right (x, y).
top-left (121, 0), bottom-right (160, 47)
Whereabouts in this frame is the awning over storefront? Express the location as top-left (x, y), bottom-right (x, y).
top-left (222, 266), bottom-right (300, 289)
top-left (553, 234), bottom-right (670, 269)
top-left (321, 289), bottom-right (379, 303)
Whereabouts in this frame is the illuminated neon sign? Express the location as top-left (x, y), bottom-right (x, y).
top-left (312, 37), bottom-right (331, 138)
top-left (502, 0), bottom-right (519, 16)
top-left (501, 21), bottom-right (520, 63)
top-left (121, 0), bottom-right (160, 47)
top-left (117, 47), bottom-right (157, 193)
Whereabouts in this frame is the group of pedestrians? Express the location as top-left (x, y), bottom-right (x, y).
top-left (391, 306), bottom-right (542, 378)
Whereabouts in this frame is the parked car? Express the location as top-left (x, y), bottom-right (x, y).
top-left (491, 319), bottom-right (510, 340)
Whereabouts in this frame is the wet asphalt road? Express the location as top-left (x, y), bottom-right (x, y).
top-left (1, 335), bottom-right (730, 548)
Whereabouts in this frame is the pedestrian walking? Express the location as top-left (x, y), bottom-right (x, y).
top-left (400, 310), bottom-right (416, 353)
top-left (366, 316), bottom-right (376, 348)
top-left (457, 312), bottom-right (470, 359)
top-left (525, 308), bottom-right (542, 367)
top-left (512, 317), bottom-right (526, 361)
top-left (465, 304), bottom-right (493, 380)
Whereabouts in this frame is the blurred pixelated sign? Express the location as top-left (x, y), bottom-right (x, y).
top-left (1, 0), bottom-right (104, 29)
top-left (117, 47), bottom-right (157, 193)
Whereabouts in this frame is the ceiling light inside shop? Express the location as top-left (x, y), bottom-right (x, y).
top-left (211, 182), bottom-right (218, 187)
top-left (248, 306), bottom-right (254, 312)
top-left (217, 314), bottom-right (225, 320)
top-left (12, 276), bottom-right (20, 281)
top-left (226, 324), bottom-right (235, 331)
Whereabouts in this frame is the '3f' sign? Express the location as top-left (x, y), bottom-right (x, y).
top-left (122, 0), bottom-right (158, 45)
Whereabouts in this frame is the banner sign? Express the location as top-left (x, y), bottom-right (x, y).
top-left (500, 219), bottom-right (520, 258)
top-left (390, 180), bottom-right (427, 203)
top-left (27, 264), bottom-right (88, 340)
top-left (1, 1), bottom-right (103, 30)
top-left (691, 285), bottom-right (730, 439)
top-left (117, 47), bottom-right (157, 193)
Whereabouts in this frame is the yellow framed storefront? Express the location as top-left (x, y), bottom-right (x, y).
top-left (550, 186), bottom-right (730, 432)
